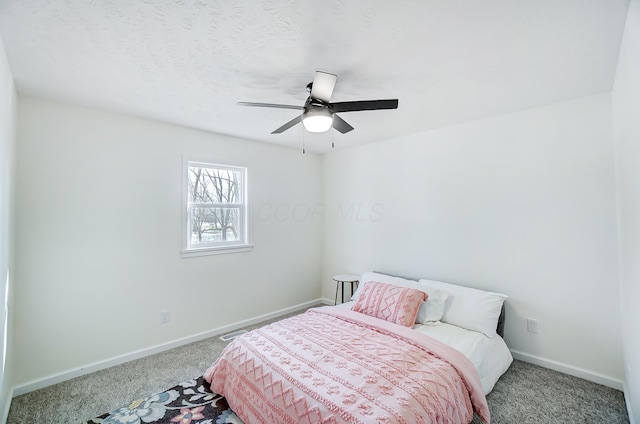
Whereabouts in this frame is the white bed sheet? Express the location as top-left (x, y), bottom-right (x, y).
top-left (335, 301), bottom-right (513, 395)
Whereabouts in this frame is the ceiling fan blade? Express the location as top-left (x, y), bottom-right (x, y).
top-left (271, 115), bottom-right (303, 134)
top-left (310, 71), bottom-right (337, 103)
top-left (330, 99), bottom-right (399, 113)
top-left (332, 114), bottom-right (354, 134)
top-left (238, 101), bottom-right (303, 111)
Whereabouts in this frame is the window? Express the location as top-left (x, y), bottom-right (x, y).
top-left (182, 161), bottom-right (251, 257)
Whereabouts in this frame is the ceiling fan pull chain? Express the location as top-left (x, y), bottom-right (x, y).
top-left (302, 127), bottom-right (306, 154)
top-left (332, 129), bottom-right (335, 149)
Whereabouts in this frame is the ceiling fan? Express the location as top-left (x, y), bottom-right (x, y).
top-left (238, 71), bottom-right (399, 134)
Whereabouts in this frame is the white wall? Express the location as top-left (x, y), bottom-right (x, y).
top-left (0, 36), bottom-right (17, 421)
top-left (13, 96), bottom-right (323, 387)
top-left (322, 93), bottom-right (623, 385)
top-left (613, 0), bottom-right (640, 421)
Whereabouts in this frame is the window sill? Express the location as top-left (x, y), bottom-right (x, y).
top-left (181, 244), bottom-right (254, 258)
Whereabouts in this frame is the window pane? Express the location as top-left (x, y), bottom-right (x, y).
top-left (184, 161), bottom-right (248, 254)
top-left (188, 166), bottom-right (241, 204)
top-left (190, 207), bottom-right (241, 245)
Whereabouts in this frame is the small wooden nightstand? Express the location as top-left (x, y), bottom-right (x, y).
top-left (332, 274), bottom-right (359, 305)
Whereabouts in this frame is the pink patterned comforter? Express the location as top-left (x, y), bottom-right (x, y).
top-left (204, 306), bottom-right (490, 424)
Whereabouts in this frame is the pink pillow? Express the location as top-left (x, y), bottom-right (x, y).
top-left (352, 281), bottom-right (427, 327)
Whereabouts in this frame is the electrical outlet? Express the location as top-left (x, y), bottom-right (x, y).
top-left (160, 310), bottom-right (170, 324)
top-left (527, 318), bottom-right (538, 333)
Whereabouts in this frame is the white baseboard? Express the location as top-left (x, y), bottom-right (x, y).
top-left (510, 349), bottom-right (624, 391)
top-left (12, 298), bottom-right (330, 397)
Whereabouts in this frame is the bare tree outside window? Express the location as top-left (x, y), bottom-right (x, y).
top-left (186, 163), bottom-right (247, 248)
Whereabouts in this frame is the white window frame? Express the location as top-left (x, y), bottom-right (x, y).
top-left (181, 160), bottom-right (252, 258)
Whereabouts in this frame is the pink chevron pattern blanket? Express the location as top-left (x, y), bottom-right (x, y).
top-left (204, 306), bottom-right (490, 424)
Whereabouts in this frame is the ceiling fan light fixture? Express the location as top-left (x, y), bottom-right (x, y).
top-left (302, 108), bottom-right (333, 133)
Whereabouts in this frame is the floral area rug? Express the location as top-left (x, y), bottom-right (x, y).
top-left (87, 376), bottom-right (243, 424)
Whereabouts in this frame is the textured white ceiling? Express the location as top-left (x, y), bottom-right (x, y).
top-left (0, 0), bottom-right (630, 153)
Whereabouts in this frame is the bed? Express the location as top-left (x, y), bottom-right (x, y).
top-left (204, 272), bottom-right (513, 424)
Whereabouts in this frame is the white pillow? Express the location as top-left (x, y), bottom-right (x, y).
top-left (415, 288), bottom-right (450, 323)
top-left (351, 272), bottom-right (420, 301)
top-left (418, 279), bottom-right (507, 338)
